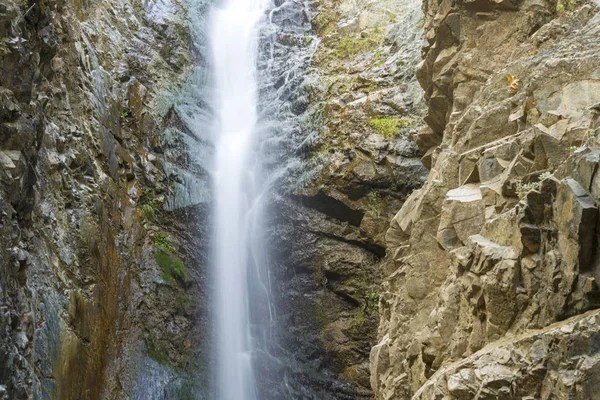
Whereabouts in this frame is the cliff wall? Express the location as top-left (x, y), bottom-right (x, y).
top-left (371, 0), bottom-right (600, 398)
top-left (0, 0), bottom-right (206, 398)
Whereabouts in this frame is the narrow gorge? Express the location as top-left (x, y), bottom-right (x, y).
top-left (1, 0), bottom-right (600, 399)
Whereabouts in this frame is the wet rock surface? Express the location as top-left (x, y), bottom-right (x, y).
top-left (0, 0), bottom-right (206, 398)
top-left (259, 0), bottom-right (427, 396)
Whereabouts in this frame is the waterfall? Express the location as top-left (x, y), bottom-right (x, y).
top-left (208, 0), bottom-right (267, 398)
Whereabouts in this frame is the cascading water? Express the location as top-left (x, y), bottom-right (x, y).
top-left (208, 0), bottom-right (267, 398)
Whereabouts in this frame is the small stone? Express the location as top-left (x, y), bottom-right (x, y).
top-left (0, 152), bottom-right (16, 169)
top-left (15, 331), bottom-right (28, 350)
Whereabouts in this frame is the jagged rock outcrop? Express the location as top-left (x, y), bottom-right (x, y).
top-left (372, 0), bottom-right (600, 398)
top-left (0, 0), bottom-right (206, 398)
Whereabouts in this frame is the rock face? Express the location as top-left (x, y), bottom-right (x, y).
top-left (372, 0), bottom-right (600, 398)
top-left (263, 0), bottom-right (428, 396)
top-left (7, 0), bottom-right (599, 398)
top-left (1, 0), bottom-right (429, 397)
top-left (0, 0), bottom-right (207, 398)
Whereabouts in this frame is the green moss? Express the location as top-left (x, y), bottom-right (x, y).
top-left (354, 311), bottom-right (365, 325)
top-left (334, 34), bottom-right (382, 59)
top-left (155, 248), bottom-right (185, 286)
top-left (313, 9), bottom-right (338, 35)
top-left (372, 49), bottom-right (385, 67)
top-left (145, 336), bottom-right (170, 365)
top-left (370, 117), bottom-right (417, 138)
top-left (175, 291), bottom-right (195, 315)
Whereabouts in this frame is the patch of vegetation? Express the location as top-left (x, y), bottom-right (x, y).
top-left (175, 291), bottom-right (194, 315)
top-left (139, 194), bottom-right (161, 221)
top-left (302, 102), bottom-right (327, 138)
top-left (367, 190), bottom-right (381, 216)
top-left (120, 109), bottom-right (132, 120)
top-left (354, 311), bottom-right (365, 325)
top-left (154, 231), bottom-right (176, 253)
top-left (370, 117), bottom-right (417, 138)
top-left (334, 34), bottom-right (382, 59)
top-left (515, 171), bottom-right (553, 196)
top-left (155, 248), bottom-right (186, 286)
top-left (313, 9), bottom-right (338, 35)
top-left (364, 291), bottom-right (380, 315)
top-left (372, 49), bottom-right (385, 67)
top-left (556, 0), bottom-right (576, 12)
top-left (311, 142), bottom-right (331, 163)
top-left (145, 336), bottom-right (170, 365)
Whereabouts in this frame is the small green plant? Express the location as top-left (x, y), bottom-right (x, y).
top-left (139, 196), bottom-right (161, 221)
top-left (354, 311), bottom-right (365, 325)
top-left (568, 145), bottom-right (579, 152)
top-left (372, 50), bottom-right (386, 67)
top-left (120, 109), bottom-right (132, 119)
top-left (371, 118), bottom-right (399, 137)
top-left (370, 117), bottom-right (417, 138)
top-left (154, 231), bottom-right (176, 253)
top-left (369, 117), bottom-right (415, 138)
top-left (516, 172), bottom-right (553, 196)
top-left (556, 0), bottom-right (576, 12)
top-left (333, 31), bottom-right (382, 59)
top-left (364, 291), bottom-right (380, 315)
top-left (539, 171), bottom-right (554, 180)
top-left (367, 190), bottom-right (381, 216)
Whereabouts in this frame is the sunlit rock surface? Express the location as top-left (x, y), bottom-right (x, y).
top-left (372, 1), bottom-right (600, 398)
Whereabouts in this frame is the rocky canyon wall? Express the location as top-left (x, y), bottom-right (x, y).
top-left (0, 0), bottom-right (208, 398)
top-left (371, 0), bottom-right (600, 398)
top-left (4, 0), bottom-right (598, 398)
top-left (266, 0), bottom-right (428, 396)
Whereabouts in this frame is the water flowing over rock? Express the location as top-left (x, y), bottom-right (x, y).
top-left (208, 0), bottom-right (268, 397)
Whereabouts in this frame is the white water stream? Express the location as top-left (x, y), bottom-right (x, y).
top-left (209, 0), bottom-right (267, 398)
